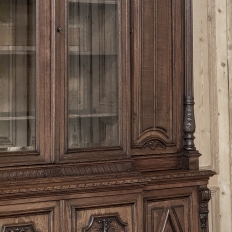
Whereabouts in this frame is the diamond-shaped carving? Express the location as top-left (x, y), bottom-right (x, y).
top-left (2, 223), bottom-right (37, 232)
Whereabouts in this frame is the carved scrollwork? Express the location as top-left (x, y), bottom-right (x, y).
top-left (2, 223), bottom-right (37, 232)
top-left (199, 188), bottom-right (211, 230)
top-left (83, 214), bottom-right (127, 232)
top-left (141, 140), bottom-right (166, 150)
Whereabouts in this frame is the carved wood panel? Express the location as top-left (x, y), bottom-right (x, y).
top-left (0, 201), bottom-right (59, 232)
top-left (65, 198), bottom-right (135, 232)
top-left (132, 0), bottom-right (184, 154)
top-left (146, 198), bottom-right (189, 232)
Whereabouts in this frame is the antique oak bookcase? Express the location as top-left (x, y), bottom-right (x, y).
top-left (0, 0), bottom-right (214, 231)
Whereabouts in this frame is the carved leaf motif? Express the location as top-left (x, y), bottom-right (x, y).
top-left (142, 140), bottom-right (166, 150)
top-left (199, 188), bottom-right (211, 229)
top-left (2, 223), bottom-right (37, 232)
top-left (83, 214), bottom-right (127, 232)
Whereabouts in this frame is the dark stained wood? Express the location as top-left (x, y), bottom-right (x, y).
top-left (0, 0), bottom-right (213, 231)
top-left (132, 0), bottom-right (184, 157)
top-left (0, 0), bottom-right (51, 166)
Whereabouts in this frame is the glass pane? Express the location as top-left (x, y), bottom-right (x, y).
top-left (68, 0), bottom-right (119, 148)
top-left (0, 0), bottom-right (36, 151)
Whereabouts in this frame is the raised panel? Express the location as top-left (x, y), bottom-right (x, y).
top-left (0, 201), bottom-right (59, 232)
top-left (65, 195), bottom-right (137, 232)
top-left (132, 0), bottom-right (184, 154)
top-left (146, 199), bottom-right (189, 232)
top-left (71, 206), bottom-right (133, 232)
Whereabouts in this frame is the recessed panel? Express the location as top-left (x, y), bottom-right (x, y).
top-left (132, 0), bottom-right (184, 153)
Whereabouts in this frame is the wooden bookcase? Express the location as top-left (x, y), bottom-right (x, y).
top-left (0, 0), bottom-right (214, 231)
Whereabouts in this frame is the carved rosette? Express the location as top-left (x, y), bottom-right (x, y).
top-left (2, 223), bottom-right (37, 232)
top-left (141, 140), bottom-right (166, 150)
top-left (183, 96), bottom-right (196, 151)
top-left (199, 188), bottom-right (211, 231)
top-left (83, 214), bottom-right (127, 232)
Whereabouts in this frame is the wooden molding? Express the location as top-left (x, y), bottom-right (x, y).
top-left (0, 161), bottom-right (132, 182)
top-left (0, 170), bottom-right (214, 197)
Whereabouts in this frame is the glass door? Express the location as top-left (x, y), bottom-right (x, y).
top-left (68, 0), bottom-right (119, 149)
top-left (0, 0), bottom-right (36, 151)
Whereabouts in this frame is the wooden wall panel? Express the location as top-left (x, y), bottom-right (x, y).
top-left (193, 0), bottom-right (217, 171)
top-left (193, 0), bottom-right (232, 231)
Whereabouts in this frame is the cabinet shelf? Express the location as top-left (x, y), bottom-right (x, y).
top-left (69, 113), bottom-right (117, 118)
top-left (0, 46), bottom-right (36, 55)
top-left (69, 46), bottom-right (117, 56)
top-left (0, 116), bottom-right (35, 120)
top-left (69, 0), bottom-right (117, 4)
top-left (0, 146), bottom-right (34, 152)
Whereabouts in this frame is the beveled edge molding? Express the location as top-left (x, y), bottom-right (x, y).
top-left (0, 162), bottom-right (132, 182)
top-left (150, 170), bottom-right (215, 181)
top-left (199, 188), bottom-right (211, 230)
top-left (0, 177), bottom-right (150, 195)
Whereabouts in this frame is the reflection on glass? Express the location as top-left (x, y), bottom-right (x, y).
top-left (68, 0), bottom-right (119, 148)
top-left (0, 0), bottom-right (36, 151)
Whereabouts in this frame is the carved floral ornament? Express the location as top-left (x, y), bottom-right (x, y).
top-left (142, 139), bottom-right (166, 150)
top-left (83, 214), bottom-right (127, 232)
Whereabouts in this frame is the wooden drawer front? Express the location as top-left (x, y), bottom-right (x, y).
top-left (146, 198), bottom-right (190, 232)
top-left (65, 195), bottom-right (137, 232)
top-left (0, 201), bottom-right (59, 232)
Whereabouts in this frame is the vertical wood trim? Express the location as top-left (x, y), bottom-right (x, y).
top-left (37, 0), bottom-right (51, 161)
top-left (184, 0), bottom-right (193, 97)
top-left (51, 0), bottom-right (56, 162)
top-left (120, 0), bottom-right (131, 155)
top-left (227, 0), bottom-right (232, 229)
top-left (184, 0), bottom-right (196, 151)
top-left (193, 0), bottom-right (219, 172)
top-left (215, 0), bottom-right (232, 230)
top-left (207, 0), bottom-right (219, 172)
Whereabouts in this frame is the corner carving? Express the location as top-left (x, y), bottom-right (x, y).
top-left (83, 214), bottom-right (127, 232)
top-left (199, 188), bottom-right (211, 230)
top-left (2, 223), bottom-right (37, 232)
top-left (141, 140), bottom-right (166, 150)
